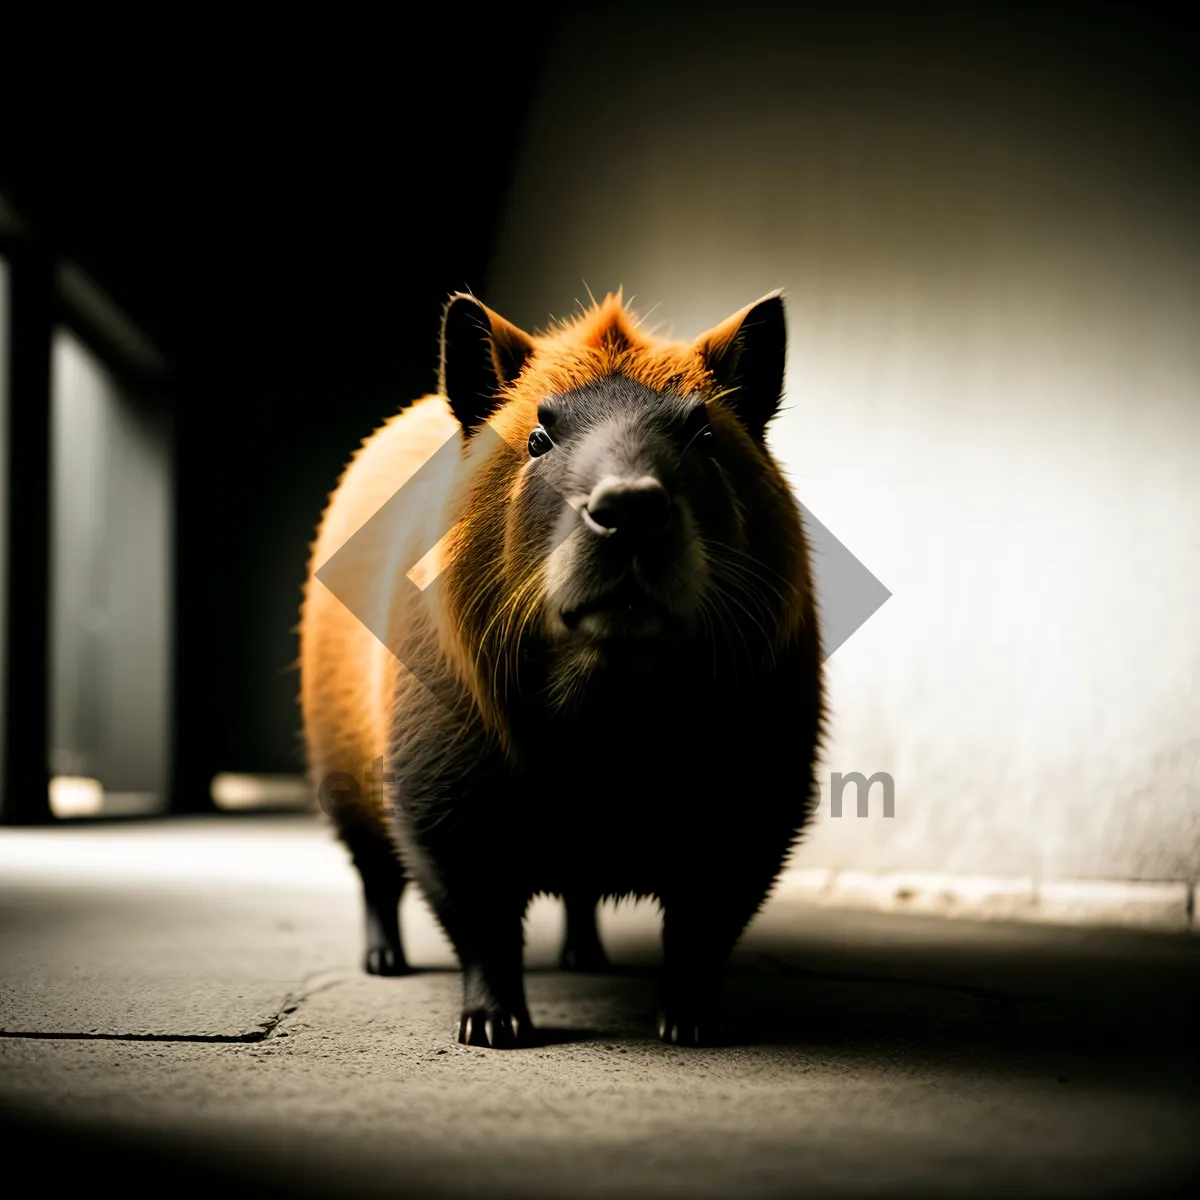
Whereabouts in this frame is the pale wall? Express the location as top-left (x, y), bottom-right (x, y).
top-left (486, 5), bottom-right (1200, 884)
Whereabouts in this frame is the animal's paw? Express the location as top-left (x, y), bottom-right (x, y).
top-left (657, 1007), bottom-right (724, 1047)
top-left (365, 946), bottom-right (411, 977)
top-left (457, 1009), bottom-right (532, 1049)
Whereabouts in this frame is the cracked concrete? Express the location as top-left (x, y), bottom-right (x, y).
top-left (1, 815), bottom-right (1198, 1198)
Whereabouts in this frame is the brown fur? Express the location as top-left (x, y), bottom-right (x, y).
top-left (299, 290), bottom-right (824, 1045)
top-left (302, 290), bottom-right (815, 790)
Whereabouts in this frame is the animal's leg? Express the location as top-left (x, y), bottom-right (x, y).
top-left (408, 853), bottom-right (532, 1049)
top-left (560, 891), bottom-right (609, 972)
top-left (343, 824), bottom-right (410, 977)
top-left (658, 866), bottom-right (778, 1047)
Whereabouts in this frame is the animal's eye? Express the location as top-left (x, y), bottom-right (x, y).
top-left (682, 403), bottom-right (715, 453)
top-left (528, 425), bottom-right (554, 458)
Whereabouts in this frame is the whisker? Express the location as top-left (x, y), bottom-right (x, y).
top-left (705, 575), bottom-right (778, 673)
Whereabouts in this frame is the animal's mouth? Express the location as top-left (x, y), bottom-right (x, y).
top-left (560, 577), bottom-right (673, 638)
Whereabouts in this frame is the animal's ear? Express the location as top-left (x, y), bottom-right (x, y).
top-left (693, 292), bottom-right (787, 444)
top-left (439, 293), bottom-right (535, 435)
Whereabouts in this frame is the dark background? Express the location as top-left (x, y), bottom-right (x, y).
top-left (2, 2), bottom-right (562, 799)
top-left (2, 0), bottom-right (1196, 802)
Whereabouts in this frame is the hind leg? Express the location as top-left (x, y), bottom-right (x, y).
top-left (560, 891), bottom-right (609, 972)
top-left (344, 826), bottom-right (410, 977)
top-left (362, 860), bottom-right (409, 977)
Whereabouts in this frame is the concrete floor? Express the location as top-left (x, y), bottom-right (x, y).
top-left (1, 816), bottom-right (1197, 1199)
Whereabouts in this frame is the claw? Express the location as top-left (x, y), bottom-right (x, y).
top-left (457, 1009), bottom-right (529, 1050)
top-left (657, 1009), bottom-right (723, 1047)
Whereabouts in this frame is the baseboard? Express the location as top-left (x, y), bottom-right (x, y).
top-left (774, 867), bottom-right (1198, 934)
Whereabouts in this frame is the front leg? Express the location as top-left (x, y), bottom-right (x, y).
top-left (455, 899), bottom-right (531, 1049)
top-left (403, 840), bottom-right (532, 1049)
top-left (659, 896), bottom-right (731, 1047)
top-left (659, 863), bottom-right (781, 1047)
top-left (387, 684), bottom-right (536, 1049)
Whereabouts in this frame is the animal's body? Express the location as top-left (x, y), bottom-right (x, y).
top-left (299, 291), bottom-right (823, 1047)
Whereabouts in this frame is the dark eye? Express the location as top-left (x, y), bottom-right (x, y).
top-left (682, 403), bottom-right (715, 453)
top-left (528, 425), bottom-right (554, 458)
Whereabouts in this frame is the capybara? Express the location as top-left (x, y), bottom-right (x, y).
top-left (300, 290), bottom-right (823, 1047)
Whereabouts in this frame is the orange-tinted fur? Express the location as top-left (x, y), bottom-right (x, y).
top-left (300, 292), bottom-right (813, 821)
top-left (299, 289), bottom-right (823, 1043)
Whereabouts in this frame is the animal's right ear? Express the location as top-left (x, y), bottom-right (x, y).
top-left (439, 293), bottom-right (535, 436)
top-left (693, 292), bottom-right (787, 445)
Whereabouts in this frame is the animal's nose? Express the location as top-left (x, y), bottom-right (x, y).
top-left (582, 475), bottom-right (671, 540)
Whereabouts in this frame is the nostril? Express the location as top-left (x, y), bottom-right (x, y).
top-left (584, 476), bottom-right (671, 537)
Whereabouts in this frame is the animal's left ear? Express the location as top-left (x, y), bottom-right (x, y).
top-left (693, 292), bottom-right (787, 444)
top-left (439, 293), bottom-right (536, 436)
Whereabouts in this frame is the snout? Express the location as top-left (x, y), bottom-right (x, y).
top-left (581, 474), bottom-right (671, 544)
top-left (547, 470), bottom-right (707, 645)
